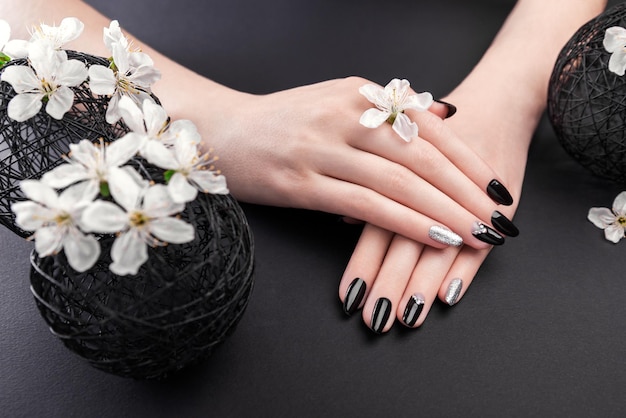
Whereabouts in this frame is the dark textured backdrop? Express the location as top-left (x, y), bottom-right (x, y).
top-left (2, 1), bottom-right (626, 417)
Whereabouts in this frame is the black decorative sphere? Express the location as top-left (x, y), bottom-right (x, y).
top-left (29, 192), bottom-right (254, 380)
top-left (548, 3), bottom-right (626, 183)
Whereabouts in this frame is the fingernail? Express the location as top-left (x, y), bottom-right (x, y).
top-left (491, 210), bottom-right (519, 237)
top-left (486, 179), bottom-right (513, 206)
top-left (472, 221), bottom-right (505, 245)
top-left (371, 297), bottom-right (392, 334)
top-left (429, 225), bottom-right (463, 247)
top-left (434, 99), bottom-right (457, 119)
top-left (402, 293), bottom-right (425, 327)
top-left (445, 278), bottom-right (463, 306)
top-left (343, 278), bottom-right (366, 315)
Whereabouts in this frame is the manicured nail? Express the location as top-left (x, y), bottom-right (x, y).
top-left (402, 293), bottom-right (425, 327)
top-left (491, 210), bottom-right (519, 237)
top-left (472, 221), bottom-right (505, 245)
top-left (486, 179), bottom-right (513, 206)
top-left (371, 297), bottom-right (392, 334)
top-left (429, 225), bottom-right (463, 247)
top-left (445, 278), bottom-right (463, 306)
top-left (434, 99), bottom-right (457, 119)
top-left (343, 278), bottom-right (366, 315)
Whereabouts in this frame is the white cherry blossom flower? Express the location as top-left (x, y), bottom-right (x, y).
top-left (142, 136), bottom-right (229, 203)
top-left (81, 168), bottom-right (195, 276)
top-left (0, 19), bottom-right (28, 61)
top-left (359, 78), bottom-right (433, 142)
top-left (0, 41), bottom-right (88, 121)
top-left (11, 180), bottom-right (100, 272)
top-left (88, 41), bottom-right (161, 124)
top-left (29, 17), bottom-right (84, 50)
top-left (588, 191), bottom-right (626, 243)
top-left (41, 136), bottom-right (143, 197)
top-left (604, 26), bottom-right (626, 76)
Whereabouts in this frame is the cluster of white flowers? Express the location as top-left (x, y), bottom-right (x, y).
top-left (2, 18), bottom-right (229, 275)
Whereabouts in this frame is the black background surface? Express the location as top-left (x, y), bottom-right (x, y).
top-left (2, 0), bottom-right (626, 416)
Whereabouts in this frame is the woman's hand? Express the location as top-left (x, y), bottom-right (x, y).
top-left (201, 77), bottom-right (516, 250)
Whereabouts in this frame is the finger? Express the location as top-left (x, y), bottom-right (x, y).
top-left (397, 245), bottom-right (461, 328)
top-left (429, 99), bottom-right (457, 120)
top-left (438, 246), bottom-right (492, 306)
top-left (316, 147), bottom-right (505, 249)
top-left (339, 224), bottom-right (393, 315)
top-left (410, 110), bottom-right (514, 206)
top-left (361, 234), bottom-right (424, 334)
top-left (306, 174), bottom-right (466, 249)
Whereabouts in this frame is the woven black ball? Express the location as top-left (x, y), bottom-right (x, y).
top-left (29, 191), bottom-right (255, 380)
top-left (548, 3), bottom-right (626, 183)
top-left (0, 51), bottom-right (129, 238)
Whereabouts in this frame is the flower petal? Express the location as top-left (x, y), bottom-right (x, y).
top-left (141, 140), bottom-right (177, 169)
top-left (604, 224), bottom-right (625, 243)
top-left (603, 26), bottom-right (626, 53)
top-left (168, 172), bottom-right (198, 203)
top-left (188, 171), bottom-right (229, 195)
top-left (45, 85), bottom-right (74, 119)
top-left (81, 200), bottom-right (127, 233)
top-left (142, 100), bottom-right (168, 136)
top-left (88, 65), bottom-right (116, 95)
top-left (7, 93), bottom-right (43, 122)
top-left (35, 226), bottom-right (63, 257)
top-left (359, 108), bottom-right (389, 128)
top-left (116, 95), bottom-right (145, 133)
top-left (358, 83), bottom-right (386, 107)
top-left (613, 191), bottom-right (626, 214)
top-left (63, 232), bottom-right (100, 272)
top-left (150, 217), bottom-right (195, 244)
top-left (3, 39), bottom-right (29, 59)
top-left (143, 184), bottom-right (184, 217)
top-left (41, 163), bottom-right (89, 189)
top-left (110, 231), bottom-right (148, 276)
top-left (105, 134), bottom-right (142, 166)
top-left (129, 64), bottom-right (161, 87)
top-left (20, 180), bottom-right (58, 207)
top-left (588, 207), bottom-right (615, 229)
top-left (0, 65), bottom-right (40, 93)
top-left (57, 17), bottom-right (84, 45)
top-left (57, 59), bottom-right (88, 86)
top-left (392, 112), bottom-right (418, 142)
top-left (609, 50), bottom-right (626, 76)
top-left (11, 201), bottom-right (49, 230)
top-left (404, 91), bottom-right (434, 111)
top-left (108, 166), bottom-right (142, 212)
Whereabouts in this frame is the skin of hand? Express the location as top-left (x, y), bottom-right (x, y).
top-left (339, 0), bottom-right (608, 333)
top-left (2, 0), bottom-right (514, 251)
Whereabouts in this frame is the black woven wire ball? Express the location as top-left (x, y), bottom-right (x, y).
top-left (548, 3), bottom-right (626, 183)
top-left (29, 189), bottom-right (255, 380)
top-left (0, 51), bottom-right (128, 238)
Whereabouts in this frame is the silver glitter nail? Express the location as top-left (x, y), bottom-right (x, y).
top-left (429, 225), bottom-right (463, 247)
top-left (445, 278), bottom-right (463, 306)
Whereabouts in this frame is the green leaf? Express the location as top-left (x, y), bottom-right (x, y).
top-left (164, 170), bottom-right (175, 183)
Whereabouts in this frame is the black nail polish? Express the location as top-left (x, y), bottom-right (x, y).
top-left (472, 221), bottom-right (505, 245)
top-left (491, 210), bottom-right (519, 237)
top-left (486, 179), bottom-right (513, 206)
top-left (402, 294), bottom-right (425, 327)
top-left (343, 278), bottom-right (366, 315)
top-left (371, 297), bottom-right (392, 334)
top-left (434, 99), bottom-right (457, 119)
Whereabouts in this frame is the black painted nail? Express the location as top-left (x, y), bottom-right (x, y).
top-left (491, 210), bottom-right (519, 237)
top-left (402, 294), bottom-right (425, 327)
top-left (371, 297), bottom-right (392, 334)
top-left (472, 221), bottom-right (505, 245)
top-left (486, 179), bottom-right (513, 206)
top-left (343, 278), bottom-right (366, 315)
top-left (434, 99), bottom-right (457, 119)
